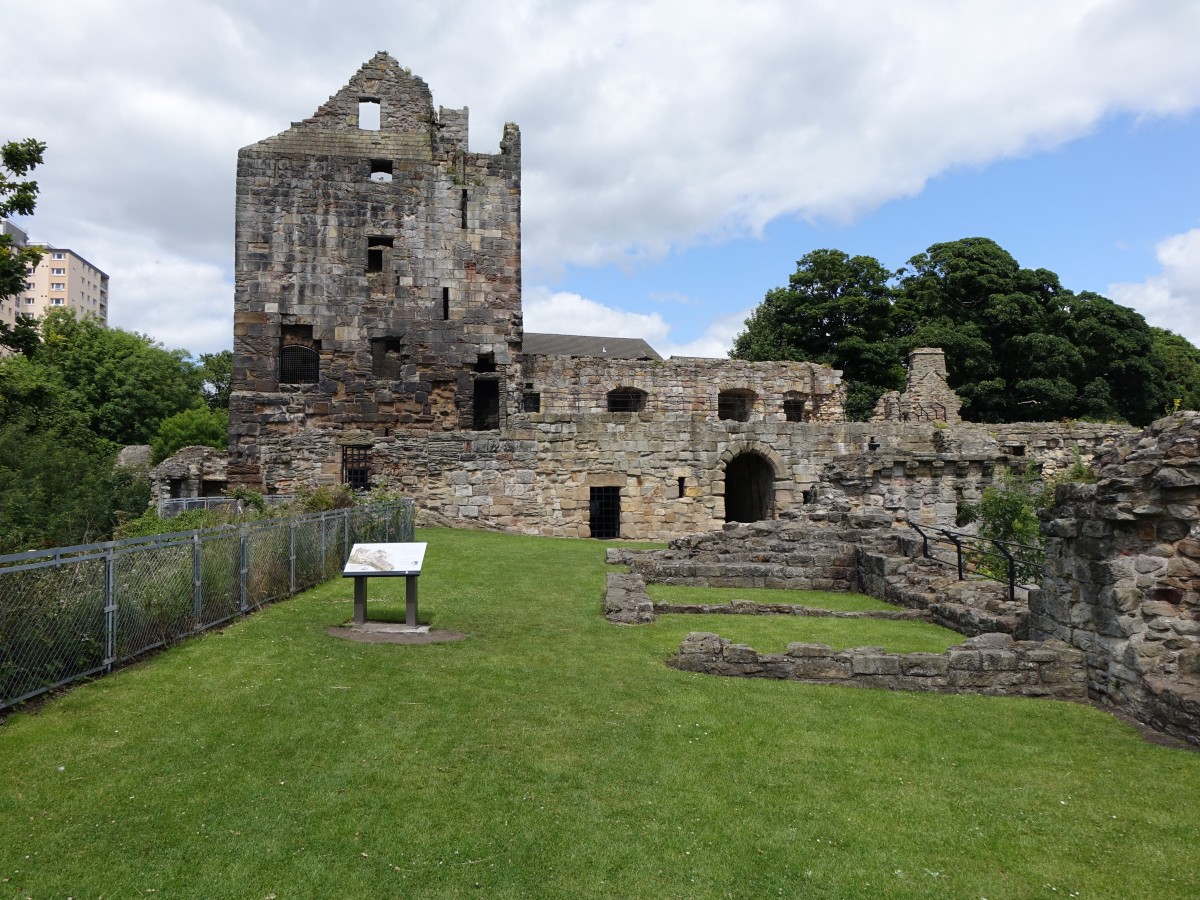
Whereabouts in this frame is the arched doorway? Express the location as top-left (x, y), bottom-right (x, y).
top-left (724, 452), bottom-right (775, 523)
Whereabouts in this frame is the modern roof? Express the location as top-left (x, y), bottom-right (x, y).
top-left (521, 332), bottom-right (662, 361)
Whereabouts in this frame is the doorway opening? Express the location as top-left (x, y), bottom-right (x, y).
top-left (724, 452), bottom-right (775, 523)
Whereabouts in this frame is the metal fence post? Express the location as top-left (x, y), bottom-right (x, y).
top-left (192, 531), bottom-right (203, 627)
top-left (320, 512), bottom-right (327, 577)
top-left (239, 524), bottom-right (249, 612)
top-left (344, 508), bottom-right (350, 560)
top-left (289, 520), bottom-right (297, 594)
top-left (103, 547), bottom-right (117, 671)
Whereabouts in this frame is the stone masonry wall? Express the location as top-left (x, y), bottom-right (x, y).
top-left (1031, 413), bottom-right (1200, 744)
top-left (670, 631), bottom-right (1086, 700)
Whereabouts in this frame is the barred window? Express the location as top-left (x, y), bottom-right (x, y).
top-left (607, 388), bottom-right (647, 413)
top-left (718, 390), bottom-right (755, 422)
top-left (280, 345), bottom-right (319, 384)
top-left (342, 447), bottom-right (371, 491)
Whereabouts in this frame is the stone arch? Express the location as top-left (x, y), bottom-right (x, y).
top-left (721, 447), bottom-right (779, 523)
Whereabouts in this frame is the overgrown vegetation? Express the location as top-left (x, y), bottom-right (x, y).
top-left (732, 239), bottom-right (1200, 422)
top-left (1, 528), bottom-right (1196, 898)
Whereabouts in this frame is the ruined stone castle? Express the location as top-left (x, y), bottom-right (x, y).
top-left (203, 52), bottom-right (1131, 540)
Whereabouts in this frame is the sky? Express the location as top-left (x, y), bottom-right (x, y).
top-left (3, 0), bottom-right (1200, 359)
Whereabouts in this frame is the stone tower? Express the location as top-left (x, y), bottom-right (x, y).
top-left (229, 52), bottom-right (521, 489)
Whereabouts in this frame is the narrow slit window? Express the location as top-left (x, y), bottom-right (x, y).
top-left (442, 287), bottom-right (450, 320)
top-left (369, 159), bottom-right (393, 183)
top-left (460, 189), bottom-right (468, 228)
top-left (678, 476), bottom-right (686, 496)
top-left (358, 99), bottom-right (381, 130)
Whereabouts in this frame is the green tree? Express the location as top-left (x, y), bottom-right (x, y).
top-left (36, 309), bottom-right (203, 444)
top-left (198, 349), bottom-right (233, 409)
top-left (1149, 327), bottom-right (1200, 412)
top-left (0, 139), bottom-right (47, 353)
top-left (151, 405), bottom-right (229, 463)
top-left (731, 248), bottom-right (902, 419)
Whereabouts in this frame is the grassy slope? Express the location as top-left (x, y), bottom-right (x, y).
top-left (0, 527), bottom-right (1196, 899)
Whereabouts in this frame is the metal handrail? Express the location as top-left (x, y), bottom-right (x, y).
top-left (906, 523), bottom-right (1044, 603)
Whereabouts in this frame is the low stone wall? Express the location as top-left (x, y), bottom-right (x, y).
top-left (670, 631), bottom-right (1086, 700)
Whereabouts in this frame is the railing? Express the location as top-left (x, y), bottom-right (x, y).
top-left (907, 524), bottom-right (1044, 603)
top-left (0, 500), bottom-right (415, 711)
top-left (157, 495), bottom-right (295, 517)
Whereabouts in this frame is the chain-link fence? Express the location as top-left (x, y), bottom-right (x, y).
top-left (0, 500), bottom-right (415, 711)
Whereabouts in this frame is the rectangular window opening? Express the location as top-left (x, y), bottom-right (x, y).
top-left (473, 352), bottom-right (496, 373)
top-left (442, 286), bottom-right (450, 320)
top-left (369, 158), bottom-right (393, 183)
top-left (342, 447), bottom-right (371, 491)
top-left (367, 236), bottom-right (392, 273)
top-left (589, 487), bottom-right (621, 539)
top-left (522, 391), bottom-right (541, 413)
top-left (358, 99), bottom-right (381, 131)
top-left (473, 378), bottom-right (500, 430)
top-left (678, 476), bottom-right (686, 497)
top-left (460, 189), bottom-right (468, 228)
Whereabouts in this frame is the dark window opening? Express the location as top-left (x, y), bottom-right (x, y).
top-left (169, 478), bottom-right (186, 499)
top-left (367, 236), bottom-right (393, 273)
top-left (589, 486), bottom-right (621, 539)
top-left (522, 391), bottom-right (541, 413)
top-left (442, 287), bottom-right (450, 320)
top-left (718, 390), bottom-right (755, 422)
top-left (1006, 443), bottom-right (1026, 457)
top-left (358, 99), bottom-right (381, 131)
top-left (607, 388), bottom-right (647, 412)
top-left (201, 479), bottom-right (227, 498)
top-left (474, 352), bottom-right (496, 373)
top-left (280, 346), bottom-right (320, 384)
top-left (280, 322), bottom-right (320, 384)
top-left (724, 452), bottom-right (775, 523)
top-left (802, 489), bottom-right (815, 505)
top-left (677, 476), bottom-right (686, 496)
top-left (460, 189), bottom-right (468, 228)
top-left (783, 393), bottom-right (806, 422)
top-left (371, 338), bottom-right (405, 379)
top-left (473, 378), bottom-right (500, 430)
top-left (369, 159), bottom-right (393, 183)
top-left (342, 446), bottom-right (371, 491)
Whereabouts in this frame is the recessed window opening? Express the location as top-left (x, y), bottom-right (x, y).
top-left (370, 338), bottom-right (405, 379)
top-left (460, 189), bottom-right (468, 228)
top-left (279, 324), bottom-right (320, 384)
top-left (718, 389), bottom-right (755, 422)
top-left (589, 487), bottom-right (621, 539)
top-left (342, 446), bottom-right (371, 491)
top-left (442, 287), bottom-right (450, 320)
top-left (473, 378), bottom-right (500, 430)
top-left (607, 388), bottom-right (647, 413)
top-left (474, 352), bottom-right (496, 373)
top-left (783, 392), bottom-right (807, 422)
top-left (358, 99), bottom-right (381, 130)
top-left (677, 476), bottom-right (686, 496)
top-left (522, 391), bottom-right (541, 413)
top-left (367, 236), bottom-right (392, 273)
top-left (369, 159), bottom-right (393, 183)
top-left (724, 452), bottom-right (775, 523)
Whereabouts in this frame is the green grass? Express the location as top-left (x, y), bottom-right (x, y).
top-left (1, 527), bottom-right (1198, 899)
top-left (647, 583), bottom-right (899, 612)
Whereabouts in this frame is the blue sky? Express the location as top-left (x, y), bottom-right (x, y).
top-left (545, 110), bottom-right (1200, 356)
top-left (4, 1), bottom-right (1200, 357)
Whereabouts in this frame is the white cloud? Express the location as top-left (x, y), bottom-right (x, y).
top-left (523, 287), bottom-right (671, 345)
top-left (659, 309), bottom-right (754, 360)
top-left (5, 1), bottom-right (1200, 349)
top-left (1108, 228), bottom-right (1200, 345)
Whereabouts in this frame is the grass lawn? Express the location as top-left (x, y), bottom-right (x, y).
top-left (1, 527), bottom-right (1197, 898)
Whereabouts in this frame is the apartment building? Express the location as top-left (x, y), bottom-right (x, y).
top-left (17, 242), bottom-right (109, 325)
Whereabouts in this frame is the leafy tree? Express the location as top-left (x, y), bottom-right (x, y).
top-left (198, 349), bottom-right (233, 409)
top-left (36, 309), bottom-right (202, 444)
top-left (731, 249), bottom-right (902, 418)
top-left (151, 405), bottom-right (229, 463)
top-left (735, 236), bottom-right (1190, 425)
top-left (0, 139), bottom-right (46, 303)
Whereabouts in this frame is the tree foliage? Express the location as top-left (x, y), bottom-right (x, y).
top-left (151, 406), bottom-right (229, 463)
top-left (1, 139), bottom-right (47, 349)
top-left (732, 237), bottom-right (1196, 425)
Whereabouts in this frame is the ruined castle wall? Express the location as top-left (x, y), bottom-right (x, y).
top-left (520, 355), bottom-right (845, 421)
top-left (229, 53), bottom-right (522, 485)
top-left (1031, 413), bottom-right (1200, 744)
